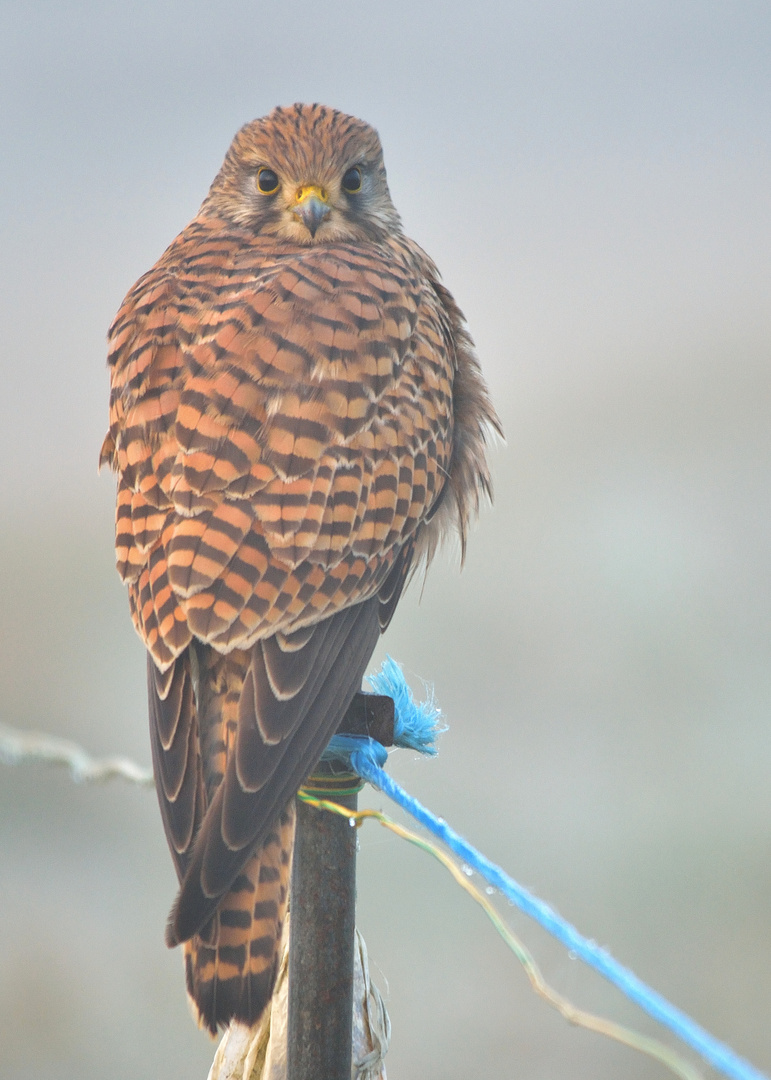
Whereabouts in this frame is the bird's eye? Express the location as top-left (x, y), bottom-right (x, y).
top-left (257, 167), bottom-right (280, 194)
top-left (341, 166), bottom-right (362, 194)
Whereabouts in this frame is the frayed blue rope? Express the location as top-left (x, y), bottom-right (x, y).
top-left (322, 733), bottom-right (387, 769)
top-left (366, 655), bottom-right (446, 755)
top-left (328, 658), bottom-right (768, 1080)
top-left (323, 656), bottom-right (445, 763)
top-left (353, 752), bottom-right (768, 1080)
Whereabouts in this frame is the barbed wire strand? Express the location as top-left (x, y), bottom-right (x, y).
top-left (0, 721), bottom-right (153, 786)
top-left (1, 716), bottom-right (766, 1080)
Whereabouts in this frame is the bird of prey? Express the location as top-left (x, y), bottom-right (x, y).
top-left (101, 103), bottom-right (500, 1034)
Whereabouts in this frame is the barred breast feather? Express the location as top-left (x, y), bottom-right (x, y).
top-left (103, 221), bottom-right (456, 668)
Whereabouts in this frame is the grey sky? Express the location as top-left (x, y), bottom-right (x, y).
top-left (1, 1), bottom-right (769, 509)
top-left (1, 3), bottom-right (770, 1078)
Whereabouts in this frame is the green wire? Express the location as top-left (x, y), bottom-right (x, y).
top-left (298, 792), bottom-right (703, 1080)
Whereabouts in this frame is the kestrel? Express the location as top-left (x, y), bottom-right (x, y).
top-left (101, 103), bottom-right (500, 1034)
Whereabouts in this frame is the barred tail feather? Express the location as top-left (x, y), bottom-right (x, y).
top-left (183, 802), bottom-right (295, 1035)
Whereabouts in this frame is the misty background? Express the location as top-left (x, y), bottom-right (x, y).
top-left (1, 2), bottom-right (770, 1077)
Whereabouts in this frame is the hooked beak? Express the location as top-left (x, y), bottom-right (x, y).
top-left (292, 185), bottom-right (331, 237)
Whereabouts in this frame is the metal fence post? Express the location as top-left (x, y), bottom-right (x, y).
top-left (287, 692), bottom-right (394, 1080)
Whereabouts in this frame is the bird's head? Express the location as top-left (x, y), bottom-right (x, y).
top-left (203, 103), bottom-right (402, 244)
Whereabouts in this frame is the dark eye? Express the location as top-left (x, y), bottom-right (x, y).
top-left (341, 166), bottom-right (362, 194)
top-left (257, 167), bottom-right (280, 194)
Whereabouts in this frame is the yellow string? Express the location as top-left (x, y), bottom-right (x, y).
top-left (297, 791), bottom-right (703, 1080)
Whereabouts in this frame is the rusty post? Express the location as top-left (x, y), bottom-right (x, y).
top-left (286, 692), bottom-right (393, 1080)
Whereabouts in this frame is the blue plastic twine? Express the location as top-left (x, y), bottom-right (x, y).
top-left (330, 657), bottom-right (768, 1080)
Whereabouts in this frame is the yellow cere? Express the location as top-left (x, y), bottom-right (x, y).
top-left (295, 185), bottom-right (329, 205)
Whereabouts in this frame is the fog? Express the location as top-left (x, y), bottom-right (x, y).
top-left (1, 3), bottom-right (769, 1077)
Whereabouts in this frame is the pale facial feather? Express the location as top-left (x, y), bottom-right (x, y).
top-left (202, 103), bottom-right (402, 244)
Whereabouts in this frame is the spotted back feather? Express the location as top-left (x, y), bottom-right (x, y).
top-left (103, 103), bottom-right (500, 1034)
